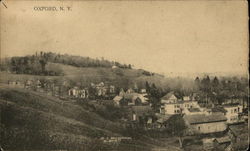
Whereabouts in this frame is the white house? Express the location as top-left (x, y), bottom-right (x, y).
top-left (223, 104), bottom-right (243, 124)
top-left (161, 91), bottom-right (178, 104)
top-left (68, 87), bottom-right (88, 99)
top-left (160, 92), bottom-right (200, 115)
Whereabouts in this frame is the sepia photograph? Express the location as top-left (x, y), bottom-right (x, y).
top-left (0, 0), bottom-right (249, 151)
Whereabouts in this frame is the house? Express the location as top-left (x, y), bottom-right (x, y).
top-left (222, 104), bottom-right (243, 124)
top-left (183, 96), bottom-right (191, 101)
top-left (25, 80), bottom-right (33, 89)
top-left (68, 87), bottom-right (88, 99)
top-left (109, 85), bottom-right (115, 94)
top-left (114, 92), bottom-right (149, 106)
top-left (184, 108), bottom-right (204, 115)
top-left (210, 106), bottom-right (227, 115)
top-left (92, 82), bottom-right (110, 97)
top-left (140, 89), bottom-right (147, 94)
top-left (8, 80), bottom-right (16, 86)
top-left (228, 124), bottom-right (248, 144)
top-left (16, 80), bottom-right (25, 87)
top-left (223, 98), bottom-right (244, 105)
top-left (161, 91), bottom-right (178, 104)
top-left (213, 136), bottom-right (232, 151)
top-left (160, 92), bottom-right (200, 115)
top-left (96, 87), bottom-right (108, 96)
top-left (119, 88), bottom-right (125, 96)
top-left (124, 93), bottom-right (143, 106)
top-left (124, 93), bottom-right (149, 106)
top-left (113, 96), bottom-right (123, 106)
top-left (126, 88), bottom-right (134, 94)
top-left (130, 106), bottom-right (152, 122)
top-left (35, 80), bottom-right (42, 88)
top-left (8, 80), bottom-right (25, 88)
top-left (155, 113), bottom-right (173, 128)
top-left (160, 92), bottom-right (180, 114)
top-left (184, 113), bottom-right (227, 135)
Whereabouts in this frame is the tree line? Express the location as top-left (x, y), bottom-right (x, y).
top-left (0, 51), bottom-right (133, 75)
top-left (194, 76), bottom-right (248, 105)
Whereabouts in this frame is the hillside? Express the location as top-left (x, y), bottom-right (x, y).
top-left (0, 85), bottom-right (178, 151)
top-left (0, 62), bottom-right (165, 90)
top-left (0, 85), bottom-right (121, 149)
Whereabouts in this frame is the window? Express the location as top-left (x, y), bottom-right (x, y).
top-left (234, 109), bottom-right (237, 113)
top-left (198, 126), bottom-right (200, 131)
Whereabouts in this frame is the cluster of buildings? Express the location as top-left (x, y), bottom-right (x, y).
top-left (112, 88), bottom-right (155, 127)
top-left (7, 79), bottom-right (66, 97)
top-left (157, 91), bottom-right (247, 150)
top-left (159, 91), bottom-right (245, 126)
top-left (7, 80), bottom-right (116, 99)
top-left (113, 88), bottom-right (149, 106)
top-left (90, 82), bottom-right (115, 97)
top-left (7, 79), bottom-right (247, 150)
top-left (67, 82), bottom-right (116, 99)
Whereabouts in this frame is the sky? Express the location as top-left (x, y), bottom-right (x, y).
top-left (0, 0), bottom-right (248, 76)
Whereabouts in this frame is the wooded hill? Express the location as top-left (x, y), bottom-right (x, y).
top-left (0, 51), bottom-right (134, 76)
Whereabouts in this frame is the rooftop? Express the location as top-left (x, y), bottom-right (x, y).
top-left (131, 106), bottom-right (152, 116)
top-left (214, 136), bottom-right (231, 144)
top-left (156, 114), bottom-right (173, 123)
top-left (113, 96), bottom-right (123, 101)
top-left (161, 91), bottom-right (176, 100)
top-left (222, 103), bottom-right (242, 108)
top-left (211, 107), bottom-right (227, 113)
top-left (188, 108), bottom-right (201, 112)
top-left (184, 113), bottom-right (227, 124)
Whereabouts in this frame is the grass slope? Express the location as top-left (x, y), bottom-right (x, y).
top-left (0, 86), bottom-right (124, 150)
top-left (0, 63), bottom-right (165, 89)
top-left (0, 86), bottom-right (173, 151)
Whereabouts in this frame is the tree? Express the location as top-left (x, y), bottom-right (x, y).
top-left (166, 115), bottom-right (187, 148)
top-left (212, 76), bottom-right (220, 92)
top-left (194, 77), bottom-right (200, 90)
top-left (39, 59), bottom-right (47, 74)
top-left (145, 81), bottom-right (150, 94)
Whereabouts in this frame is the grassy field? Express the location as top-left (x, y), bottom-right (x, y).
top-left (0, 86), bottom-right (125, 149)
top-left (0, 85), bottom-right (179, 150)
top-left (0, 63), bottom-right (166, 89)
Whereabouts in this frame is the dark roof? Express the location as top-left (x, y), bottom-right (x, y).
top-left (131, 106), bottom-right (152, 116)
top-left (188, 108), bottom-right (201, 112)
top-left (124, 93), bottom-right (139, 100)
top-left (211, 107), bottom-right (227, 113)
top-left (184, 113), bottom-right (227, 124)
top-left (161, 91), bottom-right (176, 100)
top-left (214, 136), bottom-right (231, 144)
top-left (222, 104), bottom-right (241, 107)
top-left (229, 124), bottom-right (248, 137)
top-left (156, 114), bottom-right (173, 123)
